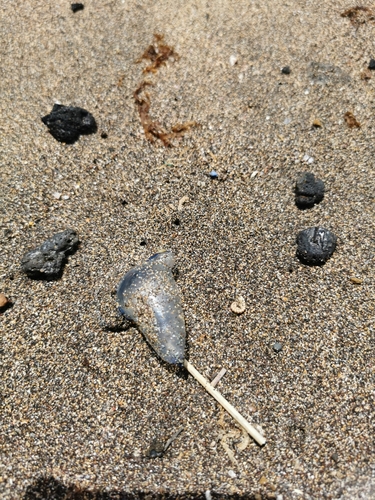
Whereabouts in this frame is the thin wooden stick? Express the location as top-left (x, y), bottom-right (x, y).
top-left (164, 426), bottom-right (184, 452)
top-left (210, 368), bottom-right (227, 388)
top-left (183, 359), bottom-right (266, 446)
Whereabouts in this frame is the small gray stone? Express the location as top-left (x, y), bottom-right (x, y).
top-left (273, 342), bottom-right (282, 352)
top-left (295, 172), bottom-right (324, 209)
top-left (296, 227), bottom-right (337, 265)
top-left (21, 229), bottom-right (79, 279)
top-left (146, 439), bottom-right (165, 458)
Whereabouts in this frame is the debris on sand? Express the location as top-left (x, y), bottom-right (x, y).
top-left (133, 34), bottom-right (197, 146)
top-left (137, 33), bottom-right (179, 74)
top-left (281, 66), bottom-right (291, 75)
top-left (41, 104), bottom-right (97, 143)
top-left (341, 6), bottom-right (375, 27)
top-left (117, 251), bottom-right (186, 365)
top-left (296, 227), bottom-right (337, 265)
top-left (21, 229), bottom-right (79, 279)
top-left (295, 172), bottom-right (325, 209)
top-left (0, 293), bottom-right (11, 311)
top-left (71, 3), bottom-right (84, 13)
top-left (344, 111), bottom-right (361, 128)
top-left (133, 81), bottom-right (196, 147)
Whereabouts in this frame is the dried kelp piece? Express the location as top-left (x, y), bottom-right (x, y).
top-left (133, 34), bottom-right (196, 146)
top-left (117, 251), bottom-right (186, 365)
top-left (344, 111), bottom-right (361, 128)
top-left (133, 81), bottom-right (162, 142)
top-left (171, 122), bottom-right (197, 134)
top-left (341, 6), bottom-right (375, 27)
top-left (138, 34), bottom-right (179, 74)
top-left (133, 82), bottom-right (197, 147)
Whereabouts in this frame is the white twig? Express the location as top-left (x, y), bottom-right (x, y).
top-left (183, 359), bottom-right (266, 446)
top-left (210, 368), bottom-right (227, 387)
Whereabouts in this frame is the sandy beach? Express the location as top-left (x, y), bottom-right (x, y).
top-left (1, 1), bottom-right (374, 498)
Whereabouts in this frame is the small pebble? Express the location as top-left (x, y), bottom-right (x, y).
top-left (281, 66), bottom-right (291, 74)
top-left (273, 342), bottom-right (282, 353)
top-left (295, 172), bottom-right (325, 209)
top-left (147, 439), bottom-right (165, 459)
top-left (209, 170), bottom-right (218, 179)
top-left (368, 59), bottom-right (375, 70)
top-left (41, 104), bottom-right (97, 144)
top-left (71, 3), bottom-right (84, 13)
top-left (0, 293), bottom-right (10, 311)
top-left (229, 55), bottom-right (238, 66)
top-left (296, 227), bottom-right (337, 265)
top-left (302, 154), bottom-right (314, 163)
top-left (228, 469), bottom-right (237, 479)
top-left (21, 229), bottom-right (79, 279)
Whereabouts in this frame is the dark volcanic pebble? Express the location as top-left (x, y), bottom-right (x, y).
top-left (281, 66), bottom-right (291, 74)
top-left (21, 229), bottom-right (79, 279)
top-left (296, 227), bottom-right (337, 265)
top-left (71, 3), bottom-right (84, 13)
top-left (41, 104), bottom-right (97, 143)
top-left (295, 172), bottom-right (325, 209)
top-left (368, 59), bottom-right (375, 70)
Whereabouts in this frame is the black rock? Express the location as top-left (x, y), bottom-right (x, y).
top-left (41, 104), bottom-right (97, 143)
top-left (296, 227), bottom-right (337, 265)
top-left (21, 229), bottom-right (79, 279)
top-left (368, 59), bottom-right (375, 70)
top-left (71, 3), bottom-right (84, 13)
top-left (281, 66), bottom-right (291, 75)
top-left (295, 172), bottom-right (325, 209)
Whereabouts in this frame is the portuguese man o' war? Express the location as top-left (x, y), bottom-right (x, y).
top-left (117, 251), bottom-right (186, 365)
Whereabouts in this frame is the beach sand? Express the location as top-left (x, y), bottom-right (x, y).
top-left (1, 1), bottom-right (374, 498)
